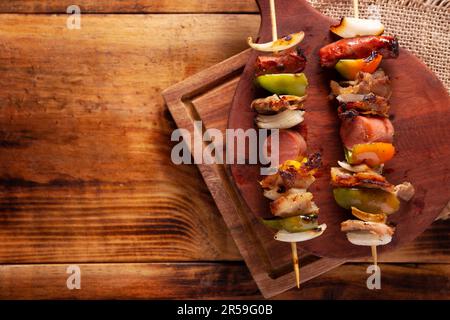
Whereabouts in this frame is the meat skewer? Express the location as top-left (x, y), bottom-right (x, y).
top-left (269, 0), bottom-right (300, 289)
top-left (248, 0), bottom-right (326, 289)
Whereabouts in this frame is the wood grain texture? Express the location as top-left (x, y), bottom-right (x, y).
top-left (0, 262), bottom-right (448, 299)
top-left (0, 14), bottom-right (260, 263)
top-left (0, 0), bottom-right (259, 13)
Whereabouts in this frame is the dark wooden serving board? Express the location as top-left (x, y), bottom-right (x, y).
top-left (229, 0), bottom-right (450, 259)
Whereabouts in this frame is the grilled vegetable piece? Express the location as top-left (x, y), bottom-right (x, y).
top-left (346, 142), bottom-right (396, 166)
top-left (330, 17), bottom-right (384, 38)
top-left (333, 187), bottom-right (400, 215)
top-left (255, 47), bottom-right (307, 76)
top-left (251, 94), bottom-right (306, 114)
top-left (341, 219), bottom-right (395, 236)
top-left (275, 224), bottom-right (327, 242)
top-left (270, 188), bottom-right (319, 218)
top-left (319, 36), bottom-right (399, 68)
top-left (340, 116), bottom-right (394, 149)
top-left (256, 109), bottom-right (305, 129)
top-left (394, 182), bottom-right (415, 201)
top-left (346, 231), bottom-right (392, 246)
top-left (330, 69), bottom-right (392, 99)
top-left (248, 31), bottom-right (305, 52)
top-left (351, 206), bottom-right (387, 223)
top-left (335, 53), bottom-right (382, 80)
top-left (337, 93), bottom-right (390, 117)
top-left (337, 160), bottom-right (373, 173)
top-left (255, 73), bottom-right (308, 97)
top-left (263, 130), bottom-right (307, 165)
top-left (331, 167), bottom-right (394, 192)
top-left (262, 214), bottom-right (318, 232)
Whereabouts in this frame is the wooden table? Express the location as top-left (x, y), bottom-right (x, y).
top-left (0, 0), bottom-right (448, 299)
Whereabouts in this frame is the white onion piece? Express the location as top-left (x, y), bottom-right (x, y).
top-left (247, 31), bottom-right (305, 52)
top-left (274, 224), bottom-right (327, 242)
top-left (330, 17), bottom-right (384, 38)
top-left (346, 231), bottom-right (392, 246)
top-left (256, 110), bottom-right (304, 129)
top-left (394, 182), bottom-right (415, 201)
top-left (337, 161), bottom-right (371, 173)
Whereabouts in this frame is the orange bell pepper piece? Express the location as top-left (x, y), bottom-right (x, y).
top-left (335, 53), bottom-right (383, 80)
top-left (346, 142), bottom-right (395, 167)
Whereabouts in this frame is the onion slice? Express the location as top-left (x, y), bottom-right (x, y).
top-left (394, 182), bottom-right (415, 201)
top-left (274, 224), bottom-right (327, 242)
top-left (256, 109), bottom-right (304, 129)
top-left (247, 32), bottom-right (305, 52)
top-left (346, 231), bottom-right (392, 246)
top-left (337, 160), bottom-right (371, 173)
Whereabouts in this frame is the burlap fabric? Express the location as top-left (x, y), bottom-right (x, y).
top-left (308, 0), bottom-right (450, 91)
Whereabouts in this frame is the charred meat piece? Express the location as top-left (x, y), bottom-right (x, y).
top-left (330, 167), bottom-right (394, 192)
top-left (341, 219), bottom-right (395, 236)
top-left (304, 152), bottom-right (322, 171)
top-left (251, 94), bottom-right (306, 114)
top-left (337, 93), bottom-right (390, 117)
top-left (279, 165), bottom-right (316, 189)
top-left (319, 36), bottom-right (399, 68)
top-left (255, 47), bottom-right (307, 76)
top-left (340, 115), bottom-right (394, 149)
top-left (259, 153), bottom-right (321, 191)
top-left (330, 69), bottom-right (392, 99)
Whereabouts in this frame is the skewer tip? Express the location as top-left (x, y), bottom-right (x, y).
top-left (291, 242), bottom-right (300, 288)
top-left (371, 245), bottom-right (378, 267)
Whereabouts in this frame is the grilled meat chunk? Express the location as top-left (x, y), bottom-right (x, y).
top-left (319, 36), bottom-right (399, 68)
top-left (255, 47), bottom-right (307, 76)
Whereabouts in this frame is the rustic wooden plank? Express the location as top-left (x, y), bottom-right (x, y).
top-left (0, 262), bottom-right (448, 299)
top-left (276, 263), bottom-right (450, 300)
top-left (0, 1), bottom-right (259, 13)
top-left (0, 14), bottom-right (259, 263)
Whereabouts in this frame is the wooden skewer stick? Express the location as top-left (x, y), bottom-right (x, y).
top-left (268, 0), bottom-right (301, 289)
top-left (351, 0), bottom-right (378, 268)
top-left (291, 242), bottom-right (300, 288)
top-left (371, 245), bottom-right (378, 267)
top-left (353, 0), bottom-right (360, 19)
top-left (269, 0), bottom-right (278, 44)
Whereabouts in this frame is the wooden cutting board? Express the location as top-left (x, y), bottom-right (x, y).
top-left (162, 48), bottom-right (450, 298)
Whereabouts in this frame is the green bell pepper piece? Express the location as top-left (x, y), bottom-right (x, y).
top-left (344, 148), bottom-right (353, 164)
top-left (333, 188), bottom-right (400, 215)
top-left (255, 73), bottom-right (308, 97)
top-left (262, 214), bottom-right (318, 233)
